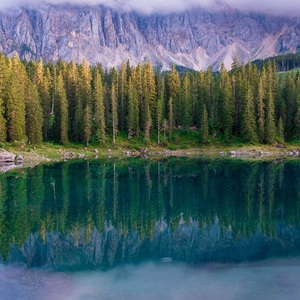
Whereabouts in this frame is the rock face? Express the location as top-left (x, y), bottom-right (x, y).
top-left (0, 4), bottom-right (299, 70)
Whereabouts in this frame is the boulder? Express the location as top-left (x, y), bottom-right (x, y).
top-left (0, 150), bottom-right (16, 164)
top-left (15, 154), bottom-right (24, 163)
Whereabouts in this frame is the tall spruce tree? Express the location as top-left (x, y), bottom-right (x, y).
top-left (264, 63), bottom-right (276, 144)
top-left (110, 83), bottom-right (118, 145)
top-left (168, 65), bottom-right (181, 126)
top-left (218, 63), bottom-right (233, 142)
top-left (200, 104), bottom-right (209, 143)
top-left (257, 76), bottom-right (265, 143)
top-left (6, 56), bottom-right (26, 142)
top-left (84, 103), bottom-right (92, 146)
top-left (127, 76), bottom-right (139, 138)
top-left (55, 73), bottom-right (68, 145)
top-left (181, 73), bottom-right (192, 128)
top-left (92, 71), bottom-right (106, 143)
top-left (0, 54), bottom-right (7, 142)
top-left (25, 82), bottom-right (43, 144)
top-left (241, 83), bottom-right (258, 143)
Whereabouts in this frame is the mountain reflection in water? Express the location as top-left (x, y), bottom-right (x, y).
top-left (0, 158), bottom-right (300, 271)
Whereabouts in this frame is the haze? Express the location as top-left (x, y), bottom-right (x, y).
top-left (0, 0), bottom-right (299, 16)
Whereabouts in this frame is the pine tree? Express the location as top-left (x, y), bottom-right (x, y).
top-left (66, 61), bottom-right (80, 141)
top-left (144, 103), bottom-right (152, 142)
top-left (168, 96), bottom-right (174, 138)
top-left (25, 82), bottom-right (43, 144)
top-left (241, 83), bottom-right (258, 143)
top-left (277, 117), bottom-right (285, 142)
top-left (294, 94), bottom-right (300, 140)
top-left (181, 73), bottom-right (192, 128)
top-left (142, 63), bottom-right (156, 139)
top-left (6, 56), bottom-right (26, 142)
top-left (257, 77), bottom-right (265, 143)
top-left (84, 103), bottom-right (92, 146)
top-left (78, 59), bottom-right (92, 143)
top-left (218, 63), bottom-right (233, 142)
top-left (0, 54), bottom-right (7, 142)
top-left (40, 67), bottom-right (53, 141)
top-left (156, 98), bottom-right (163, 144)
top-left (110, 83), bottom-right (118, 145)
top-left (118, 61), bottom-right (128, 131)
top-left (92, 71), bottom-right (106, 143)
top-left (127, 76), bottom-right (139, 138)
top-left (264, 63), bottom-right (276, 144)
top-left (200, 104), bottom-right (209, 143)
top-left (55, 73), bottom-right (68, 145)
top-left (168, 65), bottom-right (181, 126)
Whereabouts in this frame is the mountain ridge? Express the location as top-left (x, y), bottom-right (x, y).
top-left (0, 3), bottom-right (299, 70)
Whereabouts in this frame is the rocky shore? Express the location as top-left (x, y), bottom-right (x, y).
top-left (1, 145), bottom-right (300, 172)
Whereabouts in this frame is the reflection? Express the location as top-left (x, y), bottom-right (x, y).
top-left (0, 159), bottom-right (300, 270)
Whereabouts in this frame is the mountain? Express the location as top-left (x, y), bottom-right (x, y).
top-left (0, 3), bottom-right (299, 70)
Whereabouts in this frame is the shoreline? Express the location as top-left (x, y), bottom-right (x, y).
top-left (1, 144), bottom-right (300, 172)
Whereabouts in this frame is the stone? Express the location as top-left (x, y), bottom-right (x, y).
top-left (15, 154), bottom-right (24, 163)
top-left (0, 150), bottom-right (16, 164)
top-left (229, 151), bottom-right (236, 156)
top-left (0, 4), bottom-right (298, 71)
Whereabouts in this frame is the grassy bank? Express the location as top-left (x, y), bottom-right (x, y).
top-left (1, 133), bottom-right (300, 167)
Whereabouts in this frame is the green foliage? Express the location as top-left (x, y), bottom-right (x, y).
top-left (0, 53), bottom-right (299, 146)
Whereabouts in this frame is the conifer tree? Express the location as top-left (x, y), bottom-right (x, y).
top-left (168, 65), bottom-right (181, 126)
top-left (294, 93), bottom-right (300, 140)
top-left (127, 76), bottom-right (139, 138)
top-left (264, 63), bottom-right (276, 144)
top-left (181, 73), bottom-right (192, 128)
top-left (0, 54), bottom-right (7, 142)
top-left (257, 77), bottom-right (265, 143)
top-left (156, 98), bottom-right (163, 144)
top-left (144, 103), bottom-right (152, 142)
top-left (66, 61), bottom-right (80, 141)
top-left (265, 89), bottom-right (276, 144)
top-left (118, 61), bottom-right (128, 131)
top-left (110, 83), bottom-right (118, 145)
top-left (92, 71), bottom-right (106, 143)
top-left (200, 104), bottom-right (209, 143)
top-left (84, 103), bottom-right (92, 146)
top-left (218, 63), bottom-right (233, 142)
top-left (204, 66), bottom-right (215, 126)
top-left (241, 83), bottom-right (258, 143)
top-left (277, 117), bottom-right (285, 142)
top-left (168, 96), bottom-right (174, 138)
top-left (78, 59), bottom-right (92, 143)
top-left (55, 73), bottom-right (68, 145)
top-left (6, 56), bottom-right (26, 142)
top-left (40, 67), bottom-right (53, 141)
top-left (25, 82), bottom-right (43, 144)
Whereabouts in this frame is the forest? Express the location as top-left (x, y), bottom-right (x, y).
top-left (1, 53), bottom-right (300, 147)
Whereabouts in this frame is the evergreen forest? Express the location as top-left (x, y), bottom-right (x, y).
top-left (1, 53), bottom-right (300, 147)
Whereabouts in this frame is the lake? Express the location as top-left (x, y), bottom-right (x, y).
top-left (0, 158), bottom-right (300, 299)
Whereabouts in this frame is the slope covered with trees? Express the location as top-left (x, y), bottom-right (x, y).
top-left (0, 53), bottom-right (300, 146)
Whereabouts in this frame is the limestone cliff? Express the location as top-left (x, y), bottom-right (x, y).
top-left (0, 4), bottom-right (299, 70)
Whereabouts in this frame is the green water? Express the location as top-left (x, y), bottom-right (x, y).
top-left (0, 158), bottom-right (300, 269)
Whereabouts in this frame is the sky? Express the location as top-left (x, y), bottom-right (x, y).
top-left (0, 0), bottom-right (299, 16)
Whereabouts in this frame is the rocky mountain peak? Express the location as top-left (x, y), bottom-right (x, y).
top-left (0, 3), bottom-right (299, 70)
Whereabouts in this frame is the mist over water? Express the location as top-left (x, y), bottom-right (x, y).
top-left (1, 258), bottom-right (300, 300)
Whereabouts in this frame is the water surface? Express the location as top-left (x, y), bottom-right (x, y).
top-left (0, 158), bottom-right (300, 298)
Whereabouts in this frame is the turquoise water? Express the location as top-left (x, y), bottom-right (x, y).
top-left (0, 158), bottom-right (300, 299)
